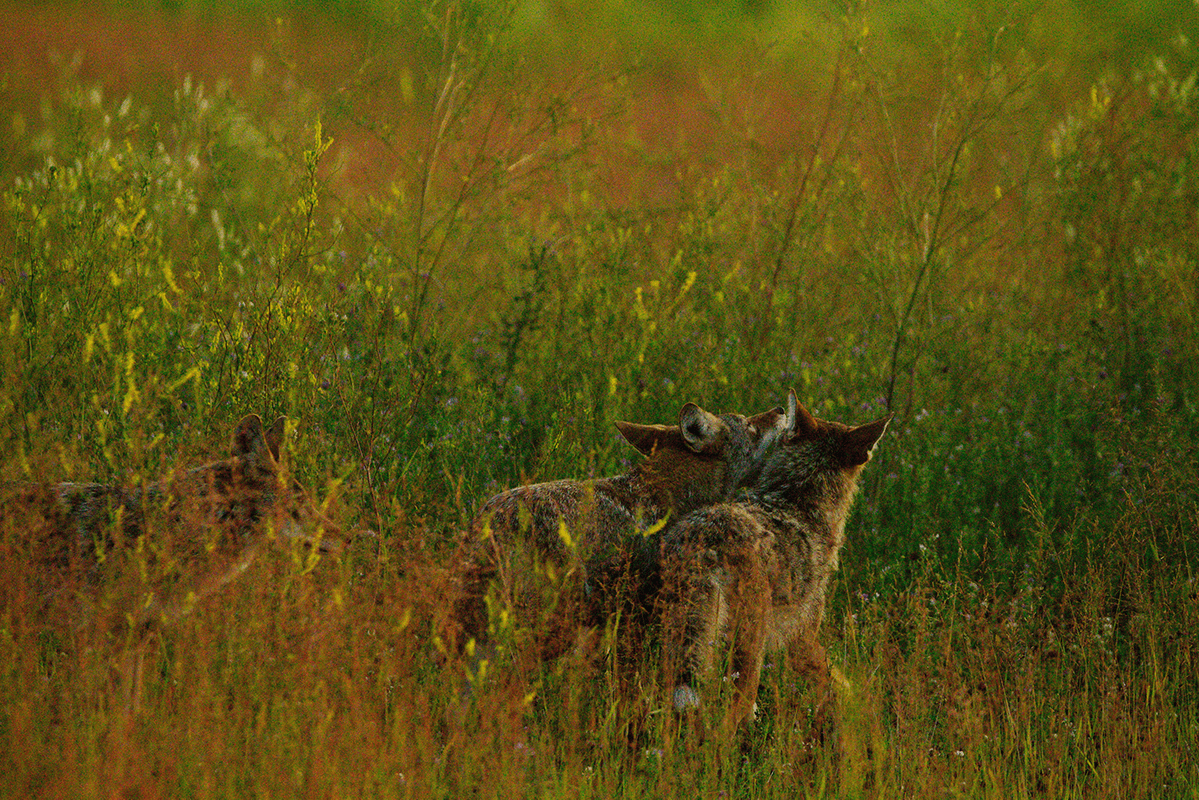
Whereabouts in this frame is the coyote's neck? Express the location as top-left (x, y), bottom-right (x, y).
top-left (747, 468), bottom-right (864, 558)
top-left (595, 471), bottom-right (670, 526)
top-left (591, 463), bottom-right (709, 532)
top-left (621, 454), bottom-right (725, 520)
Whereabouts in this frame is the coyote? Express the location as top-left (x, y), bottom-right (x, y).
top-left (4, 413), bottom-right (345, 702)
top-left (449, 400), bottom-right (789, 665)
top-left (659, 389), bottom-right (891, 732)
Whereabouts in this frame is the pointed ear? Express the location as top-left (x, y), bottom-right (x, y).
top-left (232, 414), bottom-right (285, 462)
top-left (783, 389), bottom-right (819, 437)
top-left (615, 421), bottom-right (677, 457)
top-left (232, 414), bottom-right (265, 458)
top-left (678, 402), bottom-right (728, 454)
top-left (747, 405), bottom-right (786, 435)
top-left (264, 416), bottom-right (286, 462)
top-left (841, 414), bottom-right (892, 467)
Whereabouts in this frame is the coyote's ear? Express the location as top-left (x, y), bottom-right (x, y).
top-left (783, 389), bottom-right (819, 437)
top-left (747, 405), bottom-right (787, 434)
top-left (263, 416), bottom-right (286, 462)
top-left (841, 414), bottom-right (892, 467)
top-left (232, 414), bottom-right (265, 458)
top-left (678, 403), bottom-right (728, 454)
top-left (232, 414), bottom-right (285, 462)
top-left (615, 421), bottom-right (677, 457)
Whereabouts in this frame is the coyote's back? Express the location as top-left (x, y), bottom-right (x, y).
top-left (4, 414), bottom-right (342, 630)
top-left (449, 400), bottom-right (787, 664)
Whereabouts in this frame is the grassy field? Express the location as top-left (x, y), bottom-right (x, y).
top-left (2, 1), bottom-right (1198, 796)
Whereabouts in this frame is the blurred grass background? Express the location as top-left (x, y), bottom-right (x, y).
top-left (1, 0), bottom-right (1197, 797)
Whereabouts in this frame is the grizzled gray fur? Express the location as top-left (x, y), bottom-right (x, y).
top-left (449, 400), bottom-right (788, 663)
top-left (5, 414), bottom-right (342, 630)
top-left (659, 389), bottom-right (891, 732)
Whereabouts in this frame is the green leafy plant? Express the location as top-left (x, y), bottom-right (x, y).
top-left (1, 1), bottom-right (1197, 797)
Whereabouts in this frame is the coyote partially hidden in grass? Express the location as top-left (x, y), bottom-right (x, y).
top-left (659, 389), bottom-right (891, 732)
top-left (449, 400), bottom-right (789, 665)
top-left (3, 414), bottom-right (344, 705)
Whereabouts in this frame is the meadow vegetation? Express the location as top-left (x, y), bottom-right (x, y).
top-left (1, 0), bottom-right (1197, 796)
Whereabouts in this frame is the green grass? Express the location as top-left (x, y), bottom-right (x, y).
top-left (2, 1), bottom-right (1198, 796)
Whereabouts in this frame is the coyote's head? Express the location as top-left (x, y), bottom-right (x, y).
top-left (154, 414), bottom-right (336, 548)
top-left (78, 415), bottom-right (344, 627)
top-left (614, 401), bottom-right (790, 512)
top-left (45, 414), bottom-right (343, 573)
top-left (749, 389), bottom-right (892, 506)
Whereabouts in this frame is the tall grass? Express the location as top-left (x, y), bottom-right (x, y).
top-left (1, 1), bottom-right (1197, 796)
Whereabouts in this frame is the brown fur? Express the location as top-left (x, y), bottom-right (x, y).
top-left (448, 401), bottom-right (788, 666)
top-left (658, 389), bottom-right (891, 733)
top-left (2, 414), bottom-right (346, 708)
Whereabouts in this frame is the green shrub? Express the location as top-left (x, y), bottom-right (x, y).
top-left (1, 2), bottom-right (1196, 796)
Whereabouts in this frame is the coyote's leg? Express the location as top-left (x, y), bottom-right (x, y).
top-left (662, 550), bottom-right (725, 713)
top-left (725, 613), bottom-right (766, 731)
top-left (723, 556), bottom-right (769, 731)
top-left (787, 630), bottom-right (835, 739)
